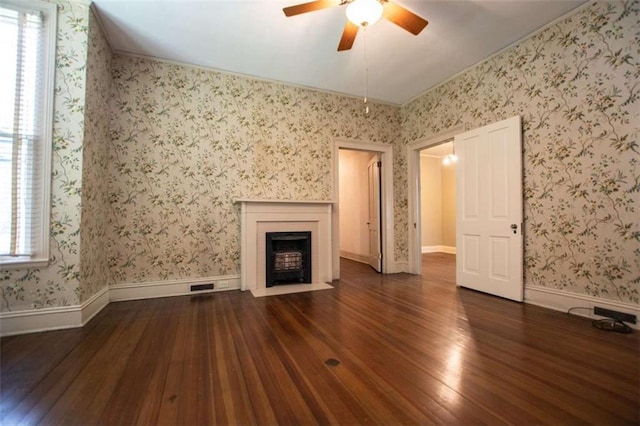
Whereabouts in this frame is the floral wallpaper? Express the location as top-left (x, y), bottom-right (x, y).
top-left (79, 7), bottom-right (113, 303)
top-left (0, 1), bottom-right (114, 312)
top-left (0, 1), bottom-right (89, 312)
top-left (108, 57), bottom-right (400, 284)
top-left (400, 1), bottom-right (639, 304)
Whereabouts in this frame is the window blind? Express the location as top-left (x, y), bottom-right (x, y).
top-left (0, 3), bottom-right (51, 262)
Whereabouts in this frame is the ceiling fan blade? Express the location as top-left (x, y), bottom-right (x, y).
top-left (337, 20), bottom-right (359, 51)
top-left (283, 0), bottom-right (341, 17)
top-left (382, 1), bottom-right (428, 35)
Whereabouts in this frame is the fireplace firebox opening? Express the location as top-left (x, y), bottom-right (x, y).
top-left (266, 231), bottom-right (312, 287)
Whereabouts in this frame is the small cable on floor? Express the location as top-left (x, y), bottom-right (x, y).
top-left (567, 307), bottom-right (633, 333)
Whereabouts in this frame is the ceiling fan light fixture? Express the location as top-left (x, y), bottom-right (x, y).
top-left (346, 0), bottom-right (383, 27)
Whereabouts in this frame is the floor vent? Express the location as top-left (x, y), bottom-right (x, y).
top-left (190, 283), bottom-right (214, 292)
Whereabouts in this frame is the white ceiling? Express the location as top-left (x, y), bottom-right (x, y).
top-left (92, 0), bottom-right (588, 105)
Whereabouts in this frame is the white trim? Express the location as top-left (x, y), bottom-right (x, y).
top-left (251, 282), bottom-right (333, 298)
top-left (340, 250), bottom-right (369, 264)
top-left (0, 275), bottom-right (241, 336)
top-left (525, 285), bottom-right (639, 330)
top-left (0, 258), bottom-right (49, 270)
top-left (0, 305), bottom-right (81, 337)
top-left (333, 139), bottom-right (395, 279)
top-left (421, 245), bottom-right (456, 254)
top-left (0, 0), bottom-right (56, 269)
top-left (4, 278), bottom-right (637, 335)
top-left (81, 286), bottom-right (109, 324)
top-left (0, 286), bottom-right (108, 337)
top-left (0, 287), bottom-right (109, 336)
top-left (407, 127), bottom-right (464, 274)
top-left (235, 198), bottom-right (334, 204)
top-left (110, 275), bottom-right (240, 301)
top-left (53, 0), bottom-right (92, 5)
top-left (235, 201), bottom-right (332, 292)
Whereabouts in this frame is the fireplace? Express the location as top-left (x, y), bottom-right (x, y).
top-left (235, 199), bottom-right (333, 293)
top-left (266, 231), bottom-right (311, 287)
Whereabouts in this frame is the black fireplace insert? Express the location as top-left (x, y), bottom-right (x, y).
top-left (266, 231), bottom-right (311, 287)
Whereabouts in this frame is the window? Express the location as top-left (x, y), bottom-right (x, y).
top-left (0, 0), bottom-right (56, 268)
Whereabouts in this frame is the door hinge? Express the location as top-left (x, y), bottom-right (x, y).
top-left (377, 161), bottom-right (382, 168)
top-left (378, 253), bottom-right (383, 260)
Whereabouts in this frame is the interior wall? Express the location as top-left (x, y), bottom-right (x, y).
top-left (79, 7), bottom-right (114, 303)
top-left (339, 150), bottom-right (374, 262)
top-left (440, 163), bottom-right (456, 247)
top-left (419, 156), bottom-right (442, 247)
top-left (419, 154), bottom-right (456, 251)
top-left (108, 55), bottom-right (401, 285)
top-left (401, 1), bottom-right (639, 306)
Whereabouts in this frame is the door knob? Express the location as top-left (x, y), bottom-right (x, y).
top-left (511, 224), bottom-right (518, 234)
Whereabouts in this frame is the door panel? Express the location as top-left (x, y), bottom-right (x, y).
top-left (462, 234), bottom-right (481, 275)
top-left (455, 116), bottom-right (523, 302)
top-left (462, 136), bottom-right (480, 221)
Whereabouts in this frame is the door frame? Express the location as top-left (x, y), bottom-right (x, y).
top-left (332, 139), bottom-right (395, 280)
top-left (407, 127), bottom-right (463, 274)
top-left (367, 154), bottom-right (383, 272)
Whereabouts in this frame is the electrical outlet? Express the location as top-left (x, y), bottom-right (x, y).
top-left (217, 280), bottom-right (229, 289)
top-left (594, 306), bottom-right (637, 324)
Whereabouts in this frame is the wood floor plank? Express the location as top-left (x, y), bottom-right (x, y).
top-left (272, 294), bottom-right (449, 424)
top-left (209, 293), bottom-right (256, 425)
top-left (134, 298), bottom-right (184, 425)
top-left (155, 297), bottom-right (191, 425)
top-left (3, 300), bottom-right (142, 424)
top-left (42, 299), bottom-right (165, 425)
top-left (235, 297), bottom-right (319, 425)
top-left (1, 254), bottom-right (638, 425)
top-left (101, 298), bottom-right (182, 425)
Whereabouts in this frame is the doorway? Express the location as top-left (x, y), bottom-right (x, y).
top-left (408, 117), bottom-right (523, 301)
top-left (332, 139), bottom-right (394, 280)
top-left (419, 142), bottom-right (457, 256)
top-left (337, 149), bottom-right (382, 272)
top-left (407, 128), bottom-right (462, 275)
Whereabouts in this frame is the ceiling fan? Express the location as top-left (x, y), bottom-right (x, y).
top-left (283, 0), bottom-right (428, 51)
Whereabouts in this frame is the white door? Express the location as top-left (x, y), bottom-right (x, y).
top-left (455, 116), bottom-right (523, 301)
top-left (368, 155), bottom-right (382, 272)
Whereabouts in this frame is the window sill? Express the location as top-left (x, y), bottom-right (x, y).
top-left (0, 257), bottom-right (49, 270)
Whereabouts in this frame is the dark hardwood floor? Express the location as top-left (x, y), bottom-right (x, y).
top-left (1, 253), bottom-right (638, 425)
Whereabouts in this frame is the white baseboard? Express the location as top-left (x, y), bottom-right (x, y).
top-left (0, 305), bottom-right (83, 337)
top-left (5, 277), bottom-right (636, 336)
top-left (82, 286), bottom-right (110, 324)
top-left (110, 275), bottom-right (240, 302)
top-left (1, 275), bottom-right (240, 336)
top-left (525, 285), bottom-right (639, 330)
top-left (422, 245), bottom-right (457, 254)
top-left (339, 250), bottom-right (368, 264)
top-left (0, 286), bottom-right (109, 337)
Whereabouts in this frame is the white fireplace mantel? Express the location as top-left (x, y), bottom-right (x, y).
top-left (235, 199), bottom-right (334, 292)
